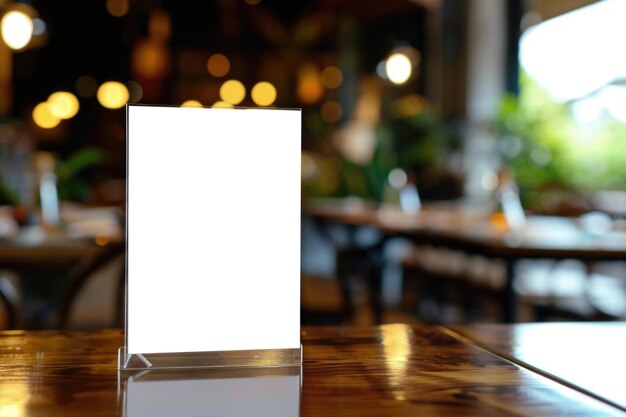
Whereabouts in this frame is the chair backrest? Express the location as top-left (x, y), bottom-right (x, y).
top-left (57, 243), bottom-right (125, 329)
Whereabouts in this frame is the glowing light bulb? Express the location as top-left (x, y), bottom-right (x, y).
top-left (48, 92), bottom-right (79, 119)
top-left (33, 102), bottom-right (60, 129)
top-left (97, 82), bottom-right (129, 109)
top-left (181, 100), bottom-right (202, 108)
top-left (1, 11), bottom-right (33, 50)
top-left (219, 80), bottom-right (245, 105)
top-left (212, 101), bottom-right (234, 109)
top-left (386, 53), bottom-right (412, 85)
top-left (251, 82), bottom-right (277, 106)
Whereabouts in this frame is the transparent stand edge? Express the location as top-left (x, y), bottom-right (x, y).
top-left (118, 345), bottom-right (303, 371)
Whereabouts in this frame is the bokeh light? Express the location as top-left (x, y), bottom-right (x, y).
top-left (127, 81), bottom-right (143, 102)
top-left (149, 9), bottom-right (172, 42)
top-left (76, 75), bottom-right (98, 98)
top-left (297, 64), bottom-right (324, 104)
top-left (32, 18), bottom-right (46, 36)
top-left (376, 60), bottom-right (388, 79)
top-left (244, 0), bottom-right (262, 5)
top-left (386, 52), bottom-right (412, 85)
top-left (251, 82), bottom-right (277, 106)
top-left (106, 0), bottom-right (129, 17)
top-left (1, 11), bottom-right (33, 50)
top-left (391, 94), bottom-right (425, 118)
top-left (388, 168), bottom-right (407, 189)
top-left (320, 66), bottom-right (343, 89)
top-left (132, 39), bottom-right (170, 79)
top-left (301, 152), bottom-right (318, 179)
top-left (97, 81), bottom-right (129, 109)
top-left (48, 91), bottom-right (79, 119)
top-left (320, 101), bottom-right (342, 123)
top-left (32, 102), bottom-right (60, 129)
top-left (207, 54), bottom-right (230, 78)
top-left (95, 234), bottom-right (110, 246)
top-left (181, 100), bottom-right (202, 108)
top-left (219, 80), bottom-right (246, 105)
top-left (212, 101), bottom-right (234, 108)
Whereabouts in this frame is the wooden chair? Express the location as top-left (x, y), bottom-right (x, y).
top-left (57, 243), bottom-right (125, 329)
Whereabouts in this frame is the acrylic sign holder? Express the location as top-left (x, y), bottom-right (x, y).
top-left (119, 104), bottom-right (302, 371)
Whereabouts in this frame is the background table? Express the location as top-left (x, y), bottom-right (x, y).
top-left (0, 205), bottom-right (124, 329)
top-left (0, 324), bottom-right (624, 416)
top-left (305, 199), bottom-right (626, 322)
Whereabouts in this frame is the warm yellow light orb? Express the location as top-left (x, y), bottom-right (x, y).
top-left (48, 91), bottom-right (79, 119)
top-left (97, 82), bottom-right (129, 109)
top-left (212, 101), bottom-right (234, 109)
top-left (219, 80), bottom-right (245, 105)
top-left (386, 53), bottom-right (412, 85)
top-left (33, 102), bottom-right (61, 129)
top-left (251, 82), bottom-right (277, 106)
top-left (1, 11), bottom-right (33, 50)
top-left (181, 100), bottom-right (203, 108)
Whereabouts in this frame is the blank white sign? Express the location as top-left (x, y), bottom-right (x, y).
top-left (126, 105), bottom-right (301, 354)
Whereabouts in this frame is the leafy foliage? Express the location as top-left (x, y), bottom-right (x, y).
top-left (56, 147), bottom-right (105, 202)
top-left (494, 72), bottom-right (626, 208)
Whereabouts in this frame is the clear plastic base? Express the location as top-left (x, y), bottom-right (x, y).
top-left (118, 345), bottom-right (303, 371)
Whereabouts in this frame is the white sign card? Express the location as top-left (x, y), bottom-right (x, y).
top-left (126, 105), bottom-right (301, 354)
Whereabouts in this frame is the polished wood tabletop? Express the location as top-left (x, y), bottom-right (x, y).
top-left (1, 324), bottom-right (624, 416)
top-left (451, 322), bottom-right (626, 412)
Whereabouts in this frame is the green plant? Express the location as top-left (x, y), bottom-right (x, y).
top-left (56, 147), bottom-right (105, 202)
top-left (0, 177), bottom-right (19, 205)
top-left (494, 72), bottom-right (626, 209)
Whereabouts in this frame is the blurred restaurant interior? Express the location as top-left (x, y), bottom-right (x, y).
top-left (2, 0), bottom-right (626, 330)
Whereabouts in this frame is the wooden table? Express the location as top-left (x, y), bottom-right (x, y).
top-left (0, 324), bottom-right (624, 416)
top-left (452, 322), bottom-right (626, 412)
top-left (0, 233), bottom-right (124, 329)
top-left (305, 199), bottom-right (626, 322)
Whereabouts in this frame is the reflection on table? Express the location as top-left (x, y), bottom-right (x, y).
top-left (0, 324), bottom-right (623, 416)
top-left (452, 322), bottom-right (626, 412)
top-left (122, 368), bottom-right (300, 417)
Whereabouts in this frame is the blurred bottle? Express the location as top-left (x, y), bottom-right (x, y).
top-left (382, 168), bottom-right (421, 214)
top-left (34, 152), bottom-right (60, 229)
top-left (0, 121), bottom-right (35, 225)
top-left (494, 168), bottom-right (525, 230)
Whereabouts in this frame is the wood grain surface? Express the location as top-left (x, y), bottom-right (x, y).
top-left (451, 322), bottom-right (626, 412)
top-left (0, 324), bottom-right (623, 416)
